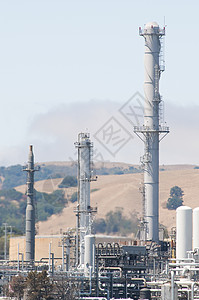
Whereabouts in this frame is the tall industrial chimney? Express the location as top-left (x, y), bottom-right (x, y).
top-left (24, 145), bottom-right (39, 262)
top-left (75, 133), bottom-right (97, 267)
top-left (135, 22), bottom-right (169, 242)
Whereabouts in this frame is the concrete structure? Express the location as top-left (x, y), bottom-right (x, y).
top-left (135, 22), bottom-right (169, 242)
top-left (23, 145), bottom-right (39, 262)
top-left (176, 206), bottom-right (192, 259)
top-left (9, 235), bottom-right (63, 265)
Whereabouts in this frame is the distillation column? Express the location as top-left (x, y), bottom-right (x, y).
top-left (135, 22), bottom-right (169, 242)
top-left (24, 145), bottom-right (39, 262)
top-left (75, 133), bottom-right (96, 266)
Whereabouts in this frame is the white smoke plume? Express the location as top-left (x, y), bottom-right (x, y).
top-left (0, 99), bottom-right (198, 166)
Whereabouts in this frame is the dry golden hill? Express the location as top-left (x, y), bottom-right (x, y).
top-left (35, 173), bottom-right (142, 235)
top-left (14, 167), bottom-right (199, 236)
top-left (39, 161), bottom-right (196, 172)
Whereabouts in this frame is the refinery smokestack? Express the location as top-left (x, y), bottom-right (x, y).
top-left (75, 133), bottom-right (97, 267)
top-left (24, 145), bottom-right (39, 262)
top-left (135, 22), bottom-right (169, 242)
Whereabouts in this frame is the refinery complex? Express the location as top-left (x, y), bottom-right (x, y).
top-left (0, 21), bottom-right (199, 300)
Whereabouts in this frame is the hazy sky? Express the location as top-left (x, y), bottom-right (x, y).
top-left (0, 0), bottom-right (198, 166)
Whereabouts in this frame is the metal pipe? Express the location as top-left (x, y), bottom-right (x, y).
top-left (48, 242), bottom-right (51, 272)
top-left (99, 266), bottom-right (122, 278)
top-left (3, 223), bottom-right (7, 261)
top-left (131, 278), bottom-right (147, 286)
top-left (62, 240), bottom-right (64, 271)
top-left (89, 266), bottom-right (92, 294)
top-left (66, 238), bottom-right (70, 272)
top-left (98, 275), bottom-right (111, 300)
top-left (191, 282), bottom-right (195, 300)
top-left (169, 262), bottom-right (199, 267)
top-left (171, 270), bottom-right (174, 300)
top-left (17, 244), bottom-right (19, 271)
top-left (51, 253), bottom-right (54, 276)
top-left (92, 243), bottom-right (95, 275)
top-left (80, 266), bottom-right (93, 296)
top-left (153, 258), bottom-right (156, 280)
top-left (21, 253), bottom-right (24, 271)
top-left (168, 258), bottom-right (195, 262)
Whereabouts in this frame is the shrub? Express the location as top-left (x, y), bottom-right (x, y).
top-left (166, 186), bottom-right (184, 210)
top-left (93, 208), bottom-right (138, 236)
top-left (70, 192), bottom-right (78, 203)
top-left (58, 176), bottom-right (77, 188)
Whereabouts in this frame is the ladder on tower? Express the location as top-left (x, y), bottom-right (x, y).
top-left (159, 36), bottom-right (165, 72)
top-left (159, 100), bottom-right (164, 125)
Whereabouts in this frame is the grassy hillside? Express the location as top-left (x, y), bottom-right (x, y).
top-left (0, 187), bottom-right (68, 233)
top-left (0, 162), bottom-right (198, 237)
top-left (0, 162), bottom-right (141, 189)
top-left (35, 167), bottom-right (199, 235)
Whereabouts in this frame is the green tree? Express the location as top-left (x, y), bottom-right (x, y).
top-left (53, 277), bottom-right (79, 300)
top-left (166, 186), bottom-right (184, 210)
top-left (70, 192), bottom-right (78, 203)
top-left (58, 176), bottom-right (77, 188)
top-left (105, 208), bottom-right (123, 234)
top-left (26, 270), bottom-right (54, 300)
top-left (93, 218), bottom-right (107, 233)
top-left (93, 208), bottom-right (138, 236)
top-left (8, 274), bottom-right (26, 300)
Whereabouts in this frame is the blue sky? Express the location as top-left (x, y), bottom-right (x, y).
top-left (0, 0), bottom-right (198, 165)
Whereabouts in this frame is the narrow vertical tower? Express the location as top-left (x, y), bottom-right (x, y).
top-left (24, 145), bottom-right (39, 262)
top-left (75, 133), bottom-right (97, 266)
top-left (135, 22), bottom-right (169, 242)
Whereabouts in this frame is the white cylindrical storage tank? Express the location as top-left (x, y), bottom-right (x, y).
top-left (193, 207), bottom-right (199, 250)
top-left (84, 235), bottom-right (95, 277)
top-left (176, 206), bottom-right (192, 259)
top-left (161, 283), bottom-right (178, 300)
